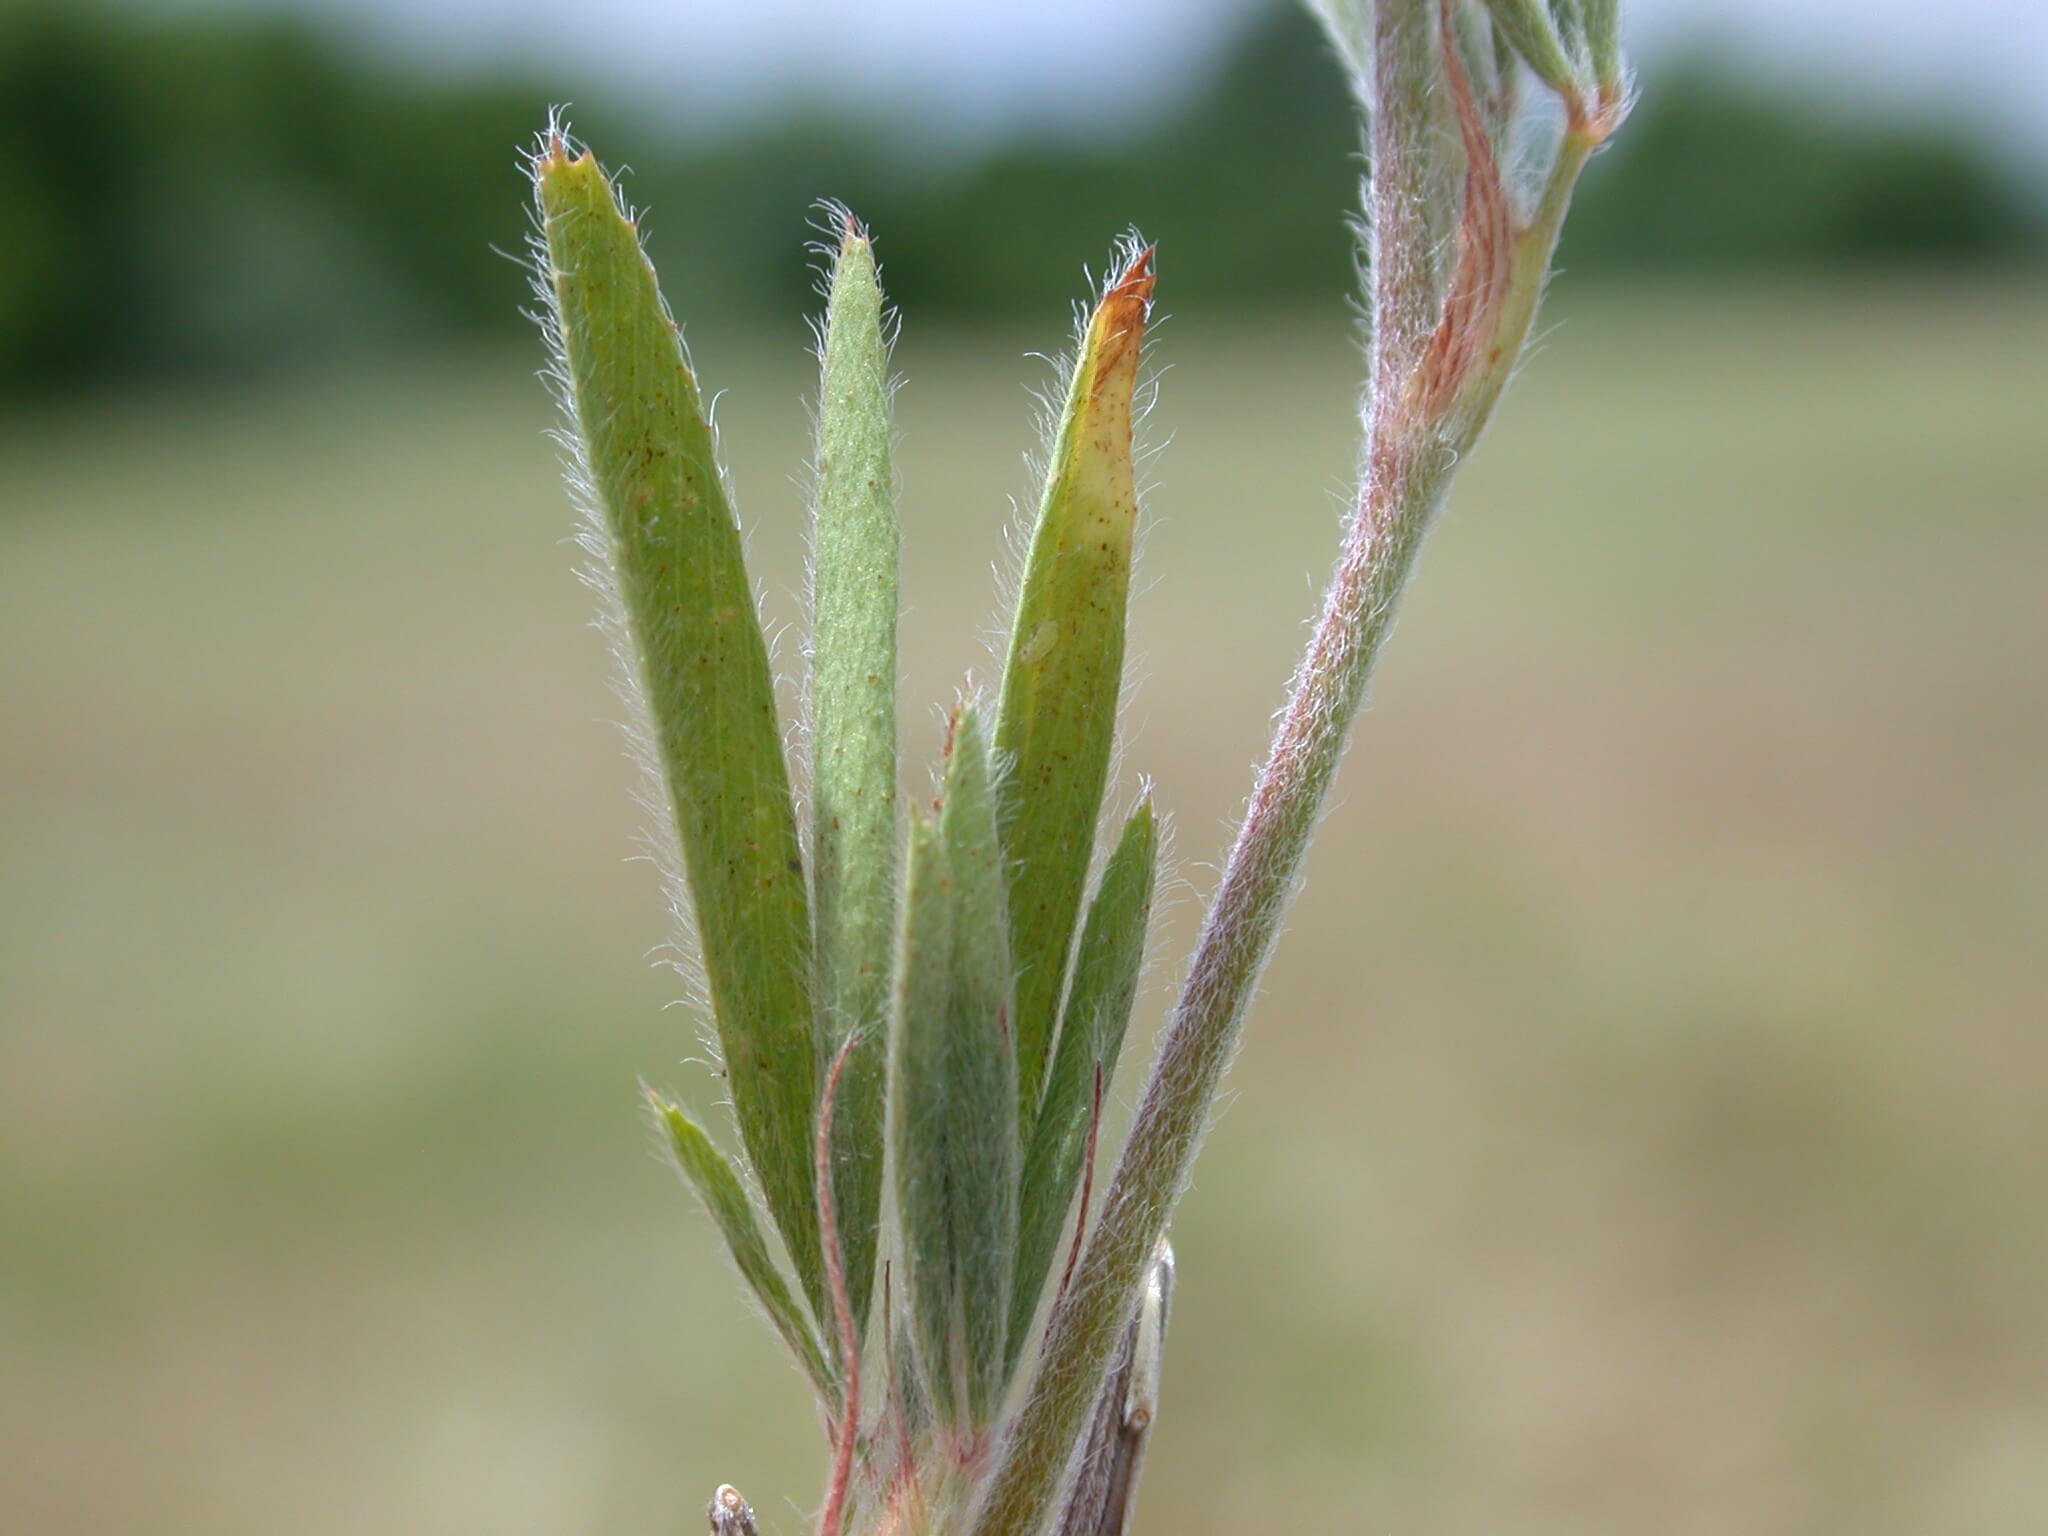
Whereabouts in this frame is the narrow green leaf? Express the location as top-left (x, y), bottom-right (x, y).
top-left (891, 810), bottom-right (958, 1427)
top-left (890, 708), bottom-right (1021, 1431)
top-left (1008, 799), bottom-right (1157, 1370)
top-left (995, 248), bottom-right (1154, 1135)
top-left (654, 1095), bottom-right (835, 1404)
top-left (1547, 0), bottom-right (1586, 58)
top-left (807, 211), bottom-right (898, 1345)
top-left (1581, 0), bottom-right (1621, 91)
top-left (935, 705), bottom-right (1020, 1426)
top-left (885, 1262), bottom-right (930, 1447)
top-left (534, 140), bottom-right (821, 1324)
top-left (1482, 0), bottom-right (1579, 97)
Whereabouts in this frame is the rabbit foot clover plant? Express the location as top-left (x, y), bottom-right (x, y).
top-left (526, 2), bottom-right (1627, 1532)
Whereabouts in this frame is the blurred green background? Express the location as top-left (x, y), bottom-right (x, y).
top-left (2, 3), bottom-right (2045, 1533)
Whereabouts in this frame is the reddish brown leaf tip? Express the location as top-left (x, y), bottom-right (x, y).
top-left (1110, 244), bottom-right (1157, 306)
top-left (1089, 245), bottom-right (1156, 392)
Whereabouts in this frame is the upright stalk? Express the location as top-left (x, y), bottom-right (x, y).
top-left (970, 4), bottom-right (1625, 1528)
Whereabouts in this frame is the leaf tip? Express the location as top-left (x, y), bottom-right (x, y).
top-left (530, 107), bottom-right (589, 184)
top-left (1081, 240), bottom-right (1156, 401)
top-left (1109, 242), bottom-right (1156, 303)
top-left (1098, 242), bottom-right (1156, 336)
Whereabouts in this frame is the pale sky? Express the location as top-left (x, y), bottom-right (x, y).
top-left (148, 0), bottom-right (2048, 168)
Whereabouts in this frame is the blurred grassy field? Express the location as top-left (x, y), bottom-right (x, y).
top-left (3, 280), bottom-right (2045, 1535)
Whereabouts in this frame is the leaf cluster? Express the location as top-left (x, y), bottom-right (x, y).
top-left (532, 132), bottom-right (1161, 1502)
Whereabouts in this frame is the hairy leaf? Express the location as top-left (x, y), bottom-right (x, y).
top-left (807, 212), bottom-right (898, 1344)
top-left (891, 810), bottom-right (959, 1425)
top-left (1485, 0), bottom-right (1577, 96)
top-left (995, 248), bottom-right (1154, 1135)
top-left (935, 705), bottom-right (1020, 1424)
top-left (1008, 799), bottom-right (1157, 1369)
top-left (1581, 0), bottom-right (1621, 89)
top-left (890, 707), bottom-right (1021, 1430)
top-left (535, 141), bottom-right (822, 1326)
top-left (655, 1095), bottom-right (834, 1403)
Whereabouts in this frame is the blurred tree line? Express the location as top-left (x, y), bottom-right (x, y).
top-left (3, 3), bottom-right (2041, 397)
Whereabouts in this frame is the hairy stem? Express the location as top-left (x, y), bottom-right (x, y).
top-left (973, 429), bottom-right (1452, 1536)
top-left (969, 4), bottom-right (1613, 1527)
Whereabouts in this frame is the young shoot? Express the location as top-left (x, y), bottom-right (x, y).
top-left (527, 3), bottom-right (1628, 1531)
